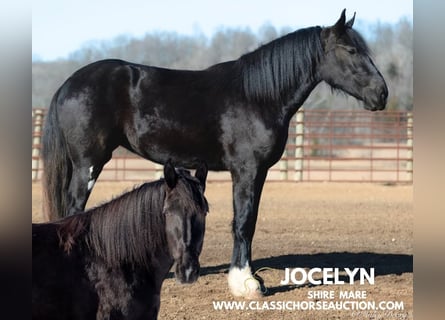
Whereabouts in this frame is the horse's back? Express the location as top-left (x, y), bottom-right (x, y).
top-left (53, 59), bottom-right (171, 138)
top-left (55, 59), bottom-right (140, 109)
top-left (55, 58), bottom-right (236, 168)
top-left (32, 222), bottom-right (87, 274)
top-left (32, 223), bottom-right (98, 319)
top-left (57, 58), bottom-right (233, 109)
top-left (32, 223), bottom-right (59, 253)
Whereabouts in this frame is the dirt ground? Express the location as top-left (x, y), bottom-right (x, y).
top-left (32, 181), bottom-right (413, 320)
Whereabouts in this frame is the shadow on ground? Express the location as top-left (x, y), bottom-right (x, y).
top-left (197, 252), bottom-right (412, 295)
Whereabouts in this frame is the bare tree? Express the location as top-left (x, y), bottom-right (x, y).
top-left (32, 20), bottom-right (412, 111)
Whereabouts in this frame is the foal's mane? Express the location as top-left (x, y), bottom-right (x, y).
top-left (57, 170), bottom-right (207, 267)
top-left (239, 26), bottom-right (324, 103)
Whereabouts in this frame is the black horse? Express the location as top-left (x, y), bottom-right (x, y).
top-left (42, 10), bottom-right (387, 298)
top-left (33, 161), bottom-right (209, 319)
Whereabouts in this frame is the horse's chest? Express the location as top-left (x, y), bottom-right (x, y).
top-left (86, 262), bottom-right (133, 319)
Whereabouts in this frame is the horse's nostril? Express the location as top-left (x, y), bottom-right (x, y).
top-left (380, 89), bottom-right (388, 103)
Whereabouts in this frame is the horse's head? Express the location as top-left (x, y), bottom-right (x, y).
top-left (319, 9), bottom-right (388, 111)
top-left (162, 160), bottom-right (208, 284)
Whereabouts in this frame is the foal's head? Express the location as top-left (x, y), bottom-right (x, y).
top-left (319, 9), bottom-right (388, 111)
top-left (162, 161), bottom-right (208, 284)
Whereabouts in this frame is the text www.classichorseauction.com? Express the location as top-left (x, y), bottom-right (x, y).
top-left (212, 267), bottom-right (407, 317)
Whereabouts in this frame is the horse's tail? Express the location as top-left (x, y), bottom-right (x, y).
top-left (42, 90), bottom-right (72, 220)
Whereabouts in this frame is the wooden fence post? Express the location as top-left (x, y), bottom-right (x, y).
top-left (32, 109), bottom-right (44, 180)
top-left (280, 149), bottom-right (288, 180)
top-left (294, 109), bottom-right (304, 181)
top-left (154, 163), bottom-right (163, 179)
top-left (406, 112), bottom-right (413, 182)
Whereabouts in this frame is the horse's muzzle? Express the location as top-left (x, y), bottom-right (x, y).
top-left (175, 260), bottom-right (200, 284)
top-left (363, 84), bottom-right (388, 111)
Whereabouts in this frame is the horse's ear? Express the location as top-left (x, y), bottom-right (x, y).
top-left (195, 161), bottom-right (208, 192)
top-left (164, 159), bottom-right (178, 189)
top-left (345, 12), bottom-right (356, 29)
top-left (333, 8), bottom-right (347, 34)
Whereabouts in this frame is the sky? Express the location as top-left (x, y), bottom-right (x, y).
top-left (32, 0), bottom-right (412, 61)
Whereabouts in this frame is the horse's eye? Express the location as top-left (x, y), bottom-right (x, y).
top-left (347, 47), bottom-right (357, 55)
top-left (338, 45), bottom-right (357, 55)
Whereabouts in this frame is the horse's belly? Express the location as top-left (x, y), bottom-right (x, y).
top-left (129, 128), bottom-right (227, 170)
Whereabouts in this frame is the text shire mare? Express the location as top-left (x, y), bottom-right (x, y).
top-left (33, 162), bottom-right (209, 319)
top-left (42, 10), bottom-right (388, 298)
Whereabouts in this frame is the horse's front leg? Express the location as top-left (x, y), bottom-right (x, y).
top-left (228, 167), bottom-right (267, 299)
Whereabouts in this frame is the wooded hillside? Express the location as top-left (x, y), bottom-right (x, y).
top-left (32, 19), bottom-right (412, 111)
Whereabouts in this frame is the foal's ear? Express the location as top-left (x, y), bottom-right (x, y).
top-left (164, 159), bottom-right (178, 189)
top-left (195, 161), bottom-right (208, 192)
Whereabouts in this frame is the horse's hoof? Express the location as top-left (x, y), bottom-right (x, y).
top-left (229, 284), bottom-right (264, 300)
top-left (228, 266), bottom-right (264, 299)
top-left (244, 288), bottom-right (264, 300)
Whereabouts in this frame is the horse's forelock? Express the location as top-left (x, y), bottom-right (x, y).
top-left (171, 171), bottom-right (209, 214)
top-left (345, 28), bottom-right (371, 55)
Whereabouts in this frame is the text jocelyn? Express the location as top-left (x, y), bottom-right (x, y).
top-left (280, 267), bottom-right (375, 285)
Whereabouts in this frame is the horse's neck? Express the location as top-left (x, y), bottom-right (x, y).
top-left (280, 76), bottom-right (322, 123)
top-left (132, 250), bottom-right (174, 289)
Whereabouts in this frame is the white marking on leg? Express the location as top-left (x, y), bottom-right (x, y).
top-left (185, 266), bottom-right (193, 281)
top-left (87, 179), bottom-right (96, 191)
top-left (87, 166), bottom-right (95, 191)
top-left (228, 263), bottom-right (262, 299)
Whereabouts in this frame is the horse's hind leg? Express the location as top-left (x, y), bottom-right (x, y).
top-left (65, 160), bottom-right (106, 215)
top-left (56, 94), bottom-right (119, 216)
top-left (64, 140), bottom-right (114, 216)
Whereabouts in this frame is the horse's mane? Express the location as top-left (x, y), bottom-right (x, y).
top-left (87, 180), bottom-right (167, 267)
top-left (239, 26), bottom-right (323, 103)
top-left (238, 25), bottom-right (371, 104)
top-left (57, 170), bottom-right (208, 267)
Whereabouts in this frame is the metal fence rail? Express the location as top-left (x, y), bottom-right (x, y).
top-left (283, 109), bottom-right (413, 182)
top-left (32, 108), bottom-right (413, 183)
